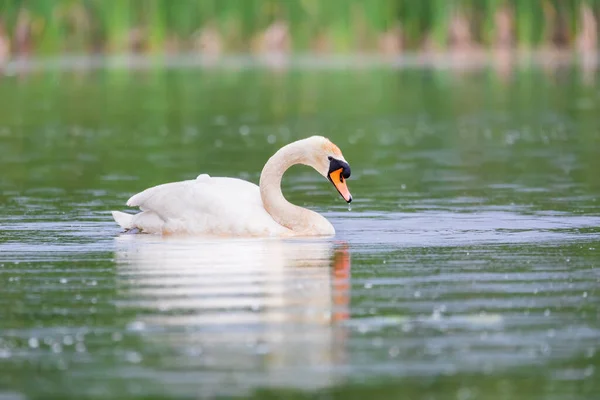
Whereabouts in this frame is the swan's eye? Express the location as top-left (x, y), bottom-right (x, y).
top-left (328, 156), bottom-right (333, 161)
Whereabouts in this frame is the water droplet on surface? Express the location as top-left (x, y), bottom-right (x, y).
top-left (267, 134), bottom-right (276, 144)
top-left (62, 336), bottom-right (74, 346)
top-left (540, 343), bottom-right (551, 355)
top-left (583, 292), bottom-right (588, 298)
top-left (544, 309), bottom-right (551, 317)
top-left (51, 343), bottom-right (62, 353)
top-left (75, 342), bottom-right (86, 353)
top-left (127, 321), bottom-right (146, 332)
top-left (239, 125), bottom-right (250, 136)
top-left (400, 184), bottom-right (406, 190)
top-left (0, 349), bottom-right (11, 359)
top-left (28, 338), bottom-right (39, 348)
top-left (60, 278), bottom-right (68, 284)
top-left (388, 346), bottom-right (400, 358)
top-left (364, 283), bottom-right (373, 289)
top-left (126, 351), bottom-right (142, 364)
top-left (214, 115), bottom-right (227, 125)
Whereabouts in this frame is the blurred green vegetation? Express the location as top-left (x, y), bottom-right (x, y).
top-left (0, 0), bottom-right (598, 55)
top-left (1, 64), bottom-right (599, 214)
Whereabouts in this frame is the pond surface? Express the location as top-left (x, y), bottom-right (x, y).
top-left (0, 57), bottom-right (599, 399)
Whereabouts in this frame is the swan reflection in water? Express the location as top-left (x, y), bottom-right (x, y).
top-left (114, 235), bottom-right (351, 392)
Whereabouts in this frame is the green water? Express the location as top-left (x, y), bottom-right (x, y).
top-left (0, 58), bottom-right (599, 399)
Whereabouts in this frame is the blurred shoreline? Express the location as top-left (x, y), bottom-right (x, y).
top-left (1, 49), bottom-right (598, 75)
top-left (0, 1), bottom-right (599, 61)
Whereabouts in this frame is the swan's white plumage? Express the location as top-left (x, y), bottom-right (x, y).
top-left (111, 136), bottom-right (350, 237)
top-left (119, 176), bottom-right (290, 236)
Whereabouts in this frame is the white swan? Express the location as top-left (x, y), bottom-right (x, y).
top-left (111, 136), bottom-right (352, 236)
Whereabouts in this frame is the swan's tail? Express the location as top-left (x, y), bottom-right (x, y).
top-left (112, 211), bottom-right (134, 230)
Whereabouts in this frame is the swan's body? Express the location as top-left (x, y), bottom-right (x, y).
top-left (111, 136), bottom-right (352, 237)
top-left (113, 176), bottom-right (291, 236)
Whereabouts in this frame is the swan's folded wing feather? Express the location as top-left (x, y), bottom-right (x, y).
top-left (127, 180), bottom-right (205, 218)
top-left (126, 177), bottom-right (264, 220)
top-left (123, 177), bottom-right (285, 235)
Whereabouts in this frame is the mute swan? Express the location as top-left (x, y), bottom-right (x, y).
top-left (111, 136), bottom-right (352, 236)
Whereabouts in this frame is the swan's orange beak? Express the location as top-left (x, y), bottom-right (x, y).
top-left (328, 168), bottom-right (352, 203)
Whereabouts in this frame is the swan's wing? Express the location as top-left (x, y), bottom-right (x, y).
top-left (127, 177), bottom-right (260, 216)
top-left (127, 181), bottom-right (195, 214)
top-left (124, 176), bottom-right (285, 235)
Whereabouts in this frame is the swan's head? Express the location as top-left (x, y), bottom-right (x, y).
top-left (304, 136), bottom-right (352, 203)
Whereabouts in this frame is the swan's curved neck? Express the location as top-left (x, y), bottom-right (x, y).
top-left (260, 141), bottom-right (329, 234)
